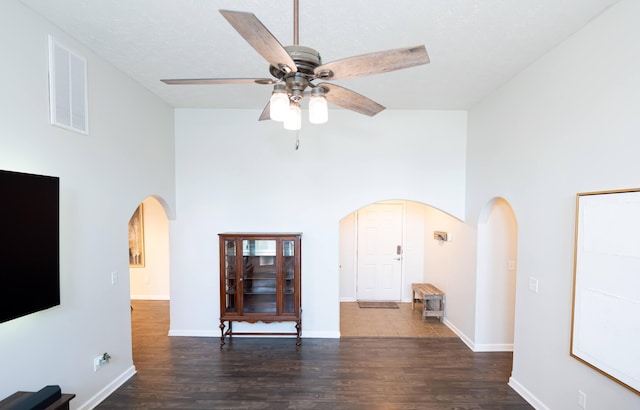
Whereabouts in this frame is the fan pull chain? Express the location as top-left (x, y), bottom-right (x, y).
top-left (295, 130), bottom-right (300, 150)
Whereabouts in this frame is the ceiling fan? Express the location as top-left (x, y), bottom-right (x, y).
top-left (161, 0), bottom-right (430, 130)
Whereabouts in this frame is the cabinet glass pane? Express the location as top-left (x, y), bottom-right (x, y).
top-left (224, 240), bottom-right (237, 312)
top-left (243, 239), bottom-right (276, 256)
top-left (242, 239), bottom-right (276, 314)
top-left (283, 240), bottom-right (295, 313)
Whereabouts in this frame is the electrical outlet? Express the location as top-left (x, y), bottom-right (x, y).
top-left (93, 353), bottom-right (111, 372)
top-left (578, 390), bottom-right (587, 409)
top-left (528, 277), bottom-right (539, 293)
top-left (111, 271), bottom-right (118, 285)
top-left (93, 356), bottom-right (103, 372)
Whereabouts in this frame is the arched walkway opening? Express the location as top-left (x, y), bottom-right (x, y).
top-left (127, 196), bottom-right (172, 367)
top-left (128, 196), bottom-right (171, 301)
top-left (338, 199), bottom-right (462, 338)
top-left (474, 197), bottom-right (518, 351)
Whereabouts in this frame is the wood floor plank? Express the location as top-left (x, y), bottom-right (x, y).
top-left (96, 300), bottom-right (532, 409)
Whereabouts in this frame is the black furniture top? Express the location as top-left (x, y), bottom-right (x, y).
top-left (0, 386), bottom-right (74, 410)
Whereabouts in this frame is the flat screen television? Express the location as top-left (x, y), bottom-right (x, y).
top-left (0, 170), bottom-right (60, 324)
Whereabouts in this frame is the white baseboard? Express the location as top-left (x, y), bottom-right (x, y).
top-left (303, 331), bottom-right (340, 338)
top-left (441, 319), bottom-right (513, 352)
top-left (473, 343), bottom-right (514, 352)
top-left (443, 318), bottom-right (475, 351)
top-left (508, 376), bottom-right (549, 410)
top-left (77, 365), bottom-right (136, 410)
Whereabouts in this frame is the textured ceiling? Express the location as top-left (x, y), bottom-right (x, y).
top-left (20, 0), bottom-right (619, 111)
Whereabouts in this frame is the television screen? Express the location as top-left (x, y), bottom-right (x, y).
top-left (0, 170), bottom-right (60, 324)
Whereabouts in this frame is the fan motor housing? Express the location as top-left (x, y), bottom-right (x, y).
top-left (270, 45), bottom-right (321, 78)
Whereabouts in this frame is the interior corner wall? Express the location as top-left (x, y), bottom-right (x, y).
top-left (422, 206), bottom-right (477, 344)
top-left (169, 109), bottom-right (468, 338)
top-left (0, 0), bottom-right (175, 406)
top-left (466, 0), bottom-right (640, 408)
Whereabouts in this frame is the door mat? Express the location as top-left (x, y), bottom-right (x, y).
top-left (358, 302), bottom-right (399, 309)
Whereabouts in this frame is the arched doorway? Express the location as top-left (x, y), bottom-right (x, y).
top-left (127, 195), bottom-right (172, 367)
top-left (339, 200), bottom-right (463, 338)
top-left (128, 196), bottom-right (170, 300)
top-left (474, 197), bottom-right (518, 351)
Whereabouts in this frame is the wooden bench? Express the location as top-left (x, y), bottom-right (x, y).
top-left (411, 283), bottom-right (445, 322)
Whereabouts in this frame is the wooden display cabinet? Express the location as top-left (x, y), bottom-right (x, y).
top-left (218, 233), bottom-right (301, 347)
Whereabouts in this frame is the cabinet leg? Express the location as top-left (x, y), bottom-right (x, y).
top-left (295, 320), bottom-right (302, 346)
top-left (219, 321), bottom-right (226, 347)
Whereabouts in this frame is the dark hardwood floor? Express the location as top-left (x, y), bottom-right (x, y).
top-left (96, 300), bottom-right (532, 409)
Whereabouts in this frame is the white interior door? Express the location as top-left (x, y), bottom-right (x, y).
top-left (356, 203), bottom-right (403, 301)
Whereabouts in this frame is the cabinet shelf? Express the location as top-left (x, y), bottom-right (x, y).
top-left (243, 287), bottom-right (276, 295)
top-left (219, 233), bottom-right (302, 347)
top-left (244, 273), bottom-right (276, 280)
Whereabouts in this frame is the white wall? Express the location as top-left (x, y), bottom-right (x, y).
top-left (402, 201), bottom-right (426, 300)
top-left (339, 213), bottom-right (356, 301)
top-left (466, 0), bottom-right (640, 408)
top-left (0, 1), bottom-right (175, 407)
top-left (170, 109), bottom-right (467, 338)
top-left (130, 197), bottom-right (171, 300)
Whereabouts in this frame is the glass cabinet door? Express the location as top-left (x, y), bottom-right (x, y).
top-left (282, 240), bottom-right (296, 313)
top-left (241, 239), bottom-right (277, 314)
top-left (223, 239), bottom-right (237, 313)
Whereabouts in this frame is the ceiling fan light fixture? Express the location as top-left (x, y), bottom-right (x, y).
top-left (163, 5), bottom-right (430, 134)
top-left (284, 101), bottom-right (301, 131)
top-left (309, 87), bottom-right (328, 124)
top-left (269, 84), bottom-right (289, 121)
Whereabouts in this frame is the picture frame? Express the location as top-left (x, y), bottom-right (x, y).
top-left (128, 204), bottom-right (145, 267)
top-left (571, 188), bottom-right (640, 395)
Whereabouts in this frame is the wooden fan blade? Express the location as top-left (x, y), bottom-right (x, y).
top-left (259, 101), bottom-right (271, 121)
top-left (314, 45), bottom-right (429, 81)
top-left (319, 83), bottom-right (385, 117)
top-left (161, 78), bottom-right (276, 85)
top-left (220, 10), bottom-right (297, 74)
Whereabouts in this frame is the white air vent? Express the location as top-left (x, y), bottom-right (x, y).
top-left (48, 35), bottom-right (88, 134)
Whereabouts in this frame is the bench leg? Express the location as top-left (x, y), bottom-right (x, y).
top-left (440, 297), bottom-right (446, 322)
top-left (422, 297), bottom-right (428, 321)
